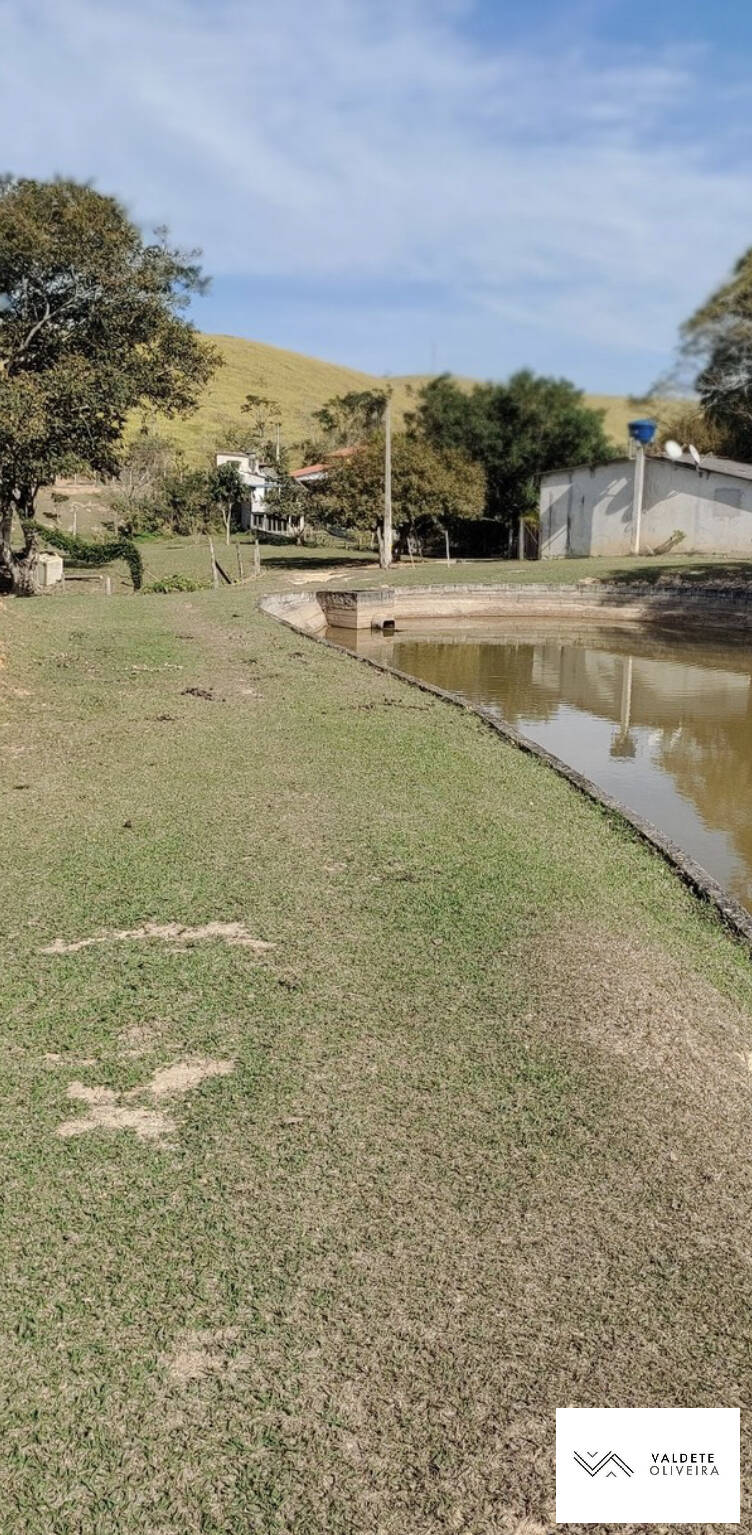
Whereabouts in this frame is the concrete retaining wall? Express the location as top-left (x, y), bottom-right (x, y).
top-left (263, 581), bottom-right (752, 634)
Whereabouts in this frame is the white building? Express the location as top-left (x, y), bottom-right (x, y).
top-left (215, 452), bottom-right (304, 540)
top-left (539, 452), bottom-right (752, 558)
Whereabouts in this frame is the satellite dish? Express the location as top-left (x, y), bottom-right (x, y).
top-left (664, 439), bottom-right (683, 460)
top-left (688, 443), bottom-right (702, 469)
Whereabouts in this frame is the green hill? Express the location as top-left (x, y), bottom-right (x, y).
top-left (147, 334), bottom-right (644, 464)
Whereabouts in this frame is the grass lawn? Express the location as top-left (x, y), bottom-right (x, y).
top-left (1, 565), bottom-right (752, 1532)
top-left (47, 529), bottom-right (752, 597)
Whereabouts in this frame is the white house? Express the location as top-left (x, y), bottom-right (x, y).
top-left (539, 451), bottom-right (752, 558)
top-left (215, 452), bottom-right (305, 540)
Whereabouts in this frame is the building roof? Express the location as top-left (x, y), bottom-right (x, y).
top-left (291, 463), bottom-right (326, 479)
top-left (674, 451), bottom-right (752, 481)
top-left (541, 451), bottom-right (752, 484)
top-left (291, 445), bottom-right (360, 480)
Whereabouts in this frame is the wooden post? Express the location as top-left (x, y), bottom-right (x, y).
top-left (253, 538), bottom-right (261, 578)
top-left (104, 575), bottom-right (112, 596)
top-left (518, 517), bottom-right (525, 561)
top-left (444, 527), bottom-right (451, 567)
top-left (208, 536), bottom-right (219, 589)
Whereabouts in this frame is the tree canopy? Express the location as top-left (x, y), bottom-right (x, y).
top-left (410, 371), bottom-right (613, 525)
top-left (311, 433), bottom-right (485, 552)
top-left (672, 249), bottom-right (752, 460)
top-left (0, 176), bottom-right (219, 592)
top-left (312, 389), bottom-right (388, 447)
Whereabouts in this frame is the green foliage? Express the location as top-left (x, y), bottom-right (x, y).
top-left (675, 250), bottom-right (752, 459)
top-left (240, 393), bottom-right (282, 452)
top-left (655, 402), bottom-right (728, 456)
top-left (144, 572), bottom-right (202, 593)
top-left (120, 459), bottom-right (249, 540)
top-left (0, 175), bottom-right (220, 591)
top-left (26, 520), bottom-right (144, 589)
top-left (411, 371), bottom-right (614, 525)
top-left (311, 433), bottom-right (485, 545)
top-left (312, 389), bottom-right (388, 448)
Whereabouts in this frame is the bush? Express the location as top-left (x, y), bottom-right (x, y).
top-left (25, 521), bottom-right (143, 590)
top-left (144, 573), bottom-right (203, 593)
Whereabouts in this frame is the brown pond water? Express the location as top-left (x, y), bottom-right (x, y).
top-left (342, 620), bottom-right (752, 913)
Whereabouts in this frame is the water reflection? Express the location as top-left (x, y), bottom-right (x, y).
top-left (348, 621), bottom-right (752, 912)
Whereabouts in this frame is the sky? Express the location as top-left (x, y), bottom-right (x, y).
top-left (1, 0), bottom-right (751, 393)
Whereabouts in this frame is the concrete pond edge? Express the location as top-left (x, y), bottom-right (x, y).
top-left (261, 584), bottom-right (752, 955)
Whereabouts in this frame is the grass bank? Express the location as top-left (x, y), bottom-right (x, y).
top-left (1, 569), bottom-right (751, 1533)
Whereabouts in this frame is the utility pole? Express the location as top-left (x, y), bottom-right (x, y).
top-left (627, 418), bottom-right (656, 555)
top-left (631, 440), bottom-right (646, 555)
top-left (381, 395), bottom-right (392, 570)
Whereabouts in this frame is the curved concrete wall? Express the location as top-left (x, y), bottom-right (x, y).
top-left (263, 580), bottom-right (752, 634)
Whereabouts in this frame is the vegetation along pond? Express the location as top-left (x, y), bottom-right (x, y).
top-left (343, 620), bottom-right (752, 914)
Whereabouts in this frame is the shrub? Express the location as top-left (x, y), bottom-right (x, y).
top-left (25, 521), bottom-right (143, 590)
top-left (144, 572), bottom-right (203, 593)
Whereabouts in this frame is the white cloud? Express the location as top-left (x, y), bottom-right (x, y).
top-left (0, 0), bottom-right (750, 380)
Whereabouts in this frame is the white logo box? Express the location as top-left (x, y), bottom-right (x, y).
top-left (556, 1408), bottom-right (740, 1524)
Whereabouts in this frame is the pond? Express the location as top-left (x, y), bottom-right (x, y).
top-left (344, 620), bottom-right (752, 914)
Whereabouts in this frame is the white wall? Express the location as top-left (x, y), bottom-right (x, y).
top-left (540, 459), bottom-right (752, 557)
top-left (641, 460), bottom-right (752, 554)
top-left (539, 462), bottom-right (634, 557)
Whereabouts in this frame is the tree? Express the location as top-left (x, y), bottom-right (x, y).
top-left (312, 389), bottom-right (388, 448)
top-left (0, 176), bottom-right (220, 594)
top-left (209, 461), bottom-right (245, 545)
top-left (411, 371), bottom-right (613, 530)
top-left (112, 429), bottom-right (177, 526)
top-left (655, 402), bottom-right (728, 457)
top-left (670, 250), bottom-right (752, 459)
top-left (241, 394), bottom-right (282, 459)
top-left (311, 434), bottom-right (485, 554)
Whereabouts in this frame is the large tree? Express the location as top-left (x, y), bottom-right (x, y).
top-left (0, 176), bottom-right (219, 593)
top-left (312, 389), bottom-right (388, 447)
top-left (411, 371), bottom-right (613, 529)
top-left (672, 250), bottom-right (752, 460)
top-left (311, 434), bottom-right (485, 555)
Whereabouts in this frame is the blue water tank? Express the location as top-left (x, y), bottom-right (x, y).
top-left (628, 418), bottom-right (657, 445)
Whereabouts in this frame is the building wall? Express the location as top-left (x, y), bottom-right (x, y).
top-left (540, 459), bottom-right (752, 557)
top-left (539, 462), bottom-right (634, 557)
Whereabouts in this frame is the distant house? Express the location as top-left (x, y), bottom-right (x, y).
top-left (215, 452), bottom-right (304, 540)
top-left (539, 451), bottom-right (752, 558)
top-left (290, 445), bottom-right (360, 489)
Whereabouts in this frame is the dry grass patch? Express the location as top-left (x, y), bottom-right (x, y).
top-left (41, 920), bottom-right (273, 954)
top-left (56, 1057), bottom-right (235, 1142)
top-left (163, 1328), bottom-right (251, 1387)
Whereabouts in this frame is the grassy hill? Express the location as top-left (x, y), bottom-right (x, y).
top-left (147, 334), bottom-right (645, 464)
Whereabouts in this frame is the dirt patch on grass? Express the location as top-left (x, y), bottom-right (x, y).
top-left (57, 1084), bottom-right (173, 1142)
top-left (41, 921), bottom-right (273, 955)
top-left (56, 1058), bottom-right (235, 1142)
top-left (163, 1327), bottom-right (250, 1386)
top-left (146, 1057), bottom-right (234, 1098)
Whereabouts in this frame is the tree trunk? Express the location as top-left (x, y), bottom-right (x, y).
top-left (0, 509), bottom-right (39, 597)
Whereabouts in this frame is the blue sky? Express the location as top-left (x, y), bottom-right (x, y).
top-left (1, 0), bottom-right (751, 392)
